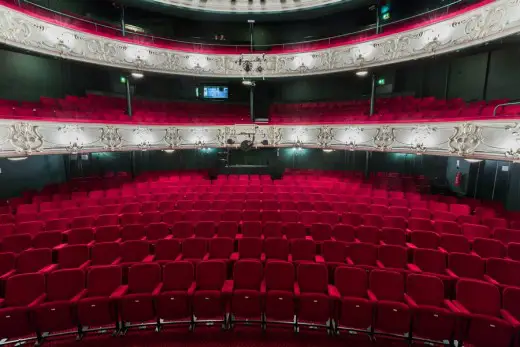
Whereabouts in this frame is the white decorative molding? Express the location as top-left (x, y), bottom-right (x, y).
top-left (0, 1), bottom-right (518, 77)
top-left (0, 119), bottom-right (519, 162)
top-left (147, 0), bottom-right (346, 13)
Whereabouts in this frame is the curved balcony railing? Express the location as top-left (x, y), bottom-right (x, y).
top-left (0, 0), bottom-right (492, 54)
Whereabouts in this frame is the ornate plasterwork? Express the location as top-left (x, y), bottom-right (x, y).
top-left (0, 120), bottom-right (519, 162)
top-left (0, 1), bottom-right (518, 77)
top-left (147, 0), bottom-right (346, 13)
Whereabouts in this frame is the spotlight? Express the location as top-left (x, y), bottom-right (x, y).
top-left (356, 70), bottom-right (369, 77)
top-left (323, 149), bottom-right (334, 153)
top-left (131, 72), bottom-right (144, 79)
top-left (465, 159), bottom-right (482, 163)
top-left (261, 140), bottom-right (269, 146)
top-left (7, 157), bottom-right (28, 161)
top-left (242, 80), bottom-right (255, 86)
top-left (163, 150), bottom-right (175, 154)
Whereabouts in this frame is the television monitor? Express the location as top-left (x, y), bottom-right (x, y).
top-left (203, 86), bottom-right (228, 99)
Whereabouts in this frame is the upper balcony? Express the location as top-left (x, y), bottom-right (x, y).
top-left (0, 0), bottom-right (514, 77)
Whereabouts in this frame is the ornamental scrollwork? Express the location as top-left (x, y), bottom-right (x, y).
top-left (164, 127), bottom-right (182, 148)
top-left (411, 125), bottom-right (436, 153)
top-left (448, 123), bottom-right (483, 155)
top-left (8, 122), bottom-right (44, 154)
top-left (343, 126), bottom-right (363, 150)
top-left (505, 123), bottom-right (520, 159)
top-left (266, 126), bottom-right (283, 146)
top-left (58, 125), bottom-right (84, 154)
top-left (373, 126), bottom-right (395, 151)
top-left (133, 127), bottom-right (152, 151)
top-left (216, 127), bottom-right (236, 146)
top-left (316, 126), bottom-right (335, 148)
top-left (100, 126), bottom-right (122, 151)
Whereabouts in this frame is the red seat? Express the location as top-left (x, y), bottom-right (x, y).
top-left (410, 209), bottom-right (431, 219)
top-left (263, 222), bottom-right (283, 238)
top-left (295, 263), bottom-right (332, 328)
top-left (242, 221), bottom-right (262, 238)
top-left (334, 266), bottom-right (372, 331)
top-left (341, 213), bottom-right (362, 226)
top-left (172, 222), bottom-right (194, 239)
top-left (45, 218), bottom-right (70, 232)
top-left (332, 224), bottom-right (357, 242)
top-left (462, 224), bottom-right (491, 241)
top-left (439, 234), bottom-right (470, 254)
top-left (155, 261), bottom-right (195, 323)
top-left (435, 221), bottom-right (461, 235)
top-left (91, 242), bottom-right (121, 266)
top-left (494, 228), bottom-right (520, 244)
top-left (408, 230), bottom-right (440, 249)
top-left (383, 216), bottom-right (407, 230)
top-left (264, 238), bottom-right (289, 262)
top-left (77, 265), bottom-right (124, 329)
top-left (405, 274), bottom-right (457, 341)
top-left (472, 237), bottom-right (506, 259)
top-left (450, 204), bottom-right (471, 216)
top-left (67, 227), bottom-right (95, 245)
top-left (482, 218), bottom-right (508, 230)
top-left (355, 226), bottom-right (379, 244)
top-left (119, 263), bottom-right (162, 327)
top-left (180, 238), bottom-right (207, 265)
top-left (192, 260), bottom-right (229, 324)
top-left (447, 252), bottom-right (484, 280)
top-left (145, 222), bottom-right (170, 242)
top-left (408, 218), bottom-right (433, 232)
top-left (290, 239), bottom-right (317, 265)
top-left (205, 237), bottom-right (235, 263)
top-left (285, 222), bottom-right (307, 240)
top-left (380, 227), bottom-right (406, 246)
top-left (32, 231), bottom-right (64, 249)
top-left (194, 221), bottom-right (216, 238)
top-left (300, 211), bottom-right (319, 227)
top-left (16, 221), bottom-right (44, 235)
top-left (280, 211), bottom-right (299, 224)
top-left (216, 221), bottom-right (238, 238)
top-left (32, 269), bottom-right (85, 338)
top-left (377, 245), bottom-right (408, 273)
top-left (238, 237), bottom-right (264, 261)
top-left (369, 270), bottom-right (411, 335)
top-left (453, 279), bottom-right (515, 347)
top-left (409, 249), bottom-right (452, 290)
top-left (508, 242), bottom-right (520, 261)
top-left (321, 240), bottom-right (347, 277)
top-left (388, 206), bottom-right (409, 218)
top-left (121, 224), bottom-right (146, 241)
top-left (16, 248), bottom-right (56, 274)
top-left (0, 273), bottom-right (46, 340)
top-left (95, 226), bottom-right (121, 242)
top-left (154, 239), bottom-right (181, 264)
top-left (57, 244), bottom-right (90, 270)
top-left (264, 261), bottom-right (295, 323)
top-left (230, 260), bottom-right (264, 323)
top-left (362, 214), bottom-right (383, 228)
top-left (485, 258), bottom-right (520, 289)
top-left (310, 223), bottom-right (332, 243)
top-left (346, 242), bottom-right (378, 269)
top-left (120, 240), bottom-right (154, 268)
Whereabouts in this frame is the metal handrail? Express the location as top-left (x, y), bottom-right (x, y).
top-left (14, 0), bottom-right (467, 50)
top-left (493, 101), bottom-right (520, 117)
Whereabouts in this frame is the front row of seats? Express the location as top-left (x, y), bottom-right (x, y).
top-left (0, 260), bottom-right (519, 347)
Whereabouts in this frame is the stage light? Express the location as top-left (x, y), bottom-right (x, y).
top-left (242, 80), bottom-right (254, 86)
top-left (131, 72), bottom-right (144, 79)
top-left (356, 70), bottom-right (368, 77)
top-left (7, 157), bottom-right (28, 161)
top-left (323, 149), bottom-right (334, 153)
top-left (465, 159), bottom-right (482, 163)
top-left (163, 150), bottom-right (175, 153)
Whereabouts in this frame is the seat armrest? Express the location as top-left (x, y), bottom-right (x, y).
top-left (53, 243), bottom-right (66, 251)
top-left (152, 283), bottom-right (163, 296)
top-left (0, 298), bottom-right (5, 308)
top-left (452, 300), bottom-right (471, 316)
top-left (110, 285), bottom-right (129, 299)
top-left (407, 264), bottom-right (422, 272)
top-left (501, 309), bottom-right (520, 329)
top-left (164, 235), bottom-right (173, 240)
top-left (444, 300), bottom-right (460, 314)
top-left (328, 285), bottom-right (341, 300)
top-left (287, 254), bottom-right (293, 263)
top-left (260, 253), bottom-right (266, 262)
top-left (111, 257), bottom-right (122, 265)
top-left (405, 242), bottom-right (417, 249)
top-left (71, 289), bottom-right (88, 303)
top-left (305, 236), bottom-right (314, 241)
top-left (445, 269), bottom-right (459, 278)
top-left (187, 282), bottom-right (197, 296)
top-left (438, 247), bottom-right (448, 254)
top-left (39, 264), bottom-right (58, 274)
top-left (28, 293), bottom-right (47, 308)
top-left (230, 252), bottom-right (240, 261)
top-left (86, 241), bottom-right (96, 247)
top-left (315, 255), bottom-right (325, 263)
top-left (115, 238), bottom-right (122, 243)
top-left (404, 293), bottom-right (418, 308)
top-left (0, 269), bottom-right (16, 280)
top-left (202, 253), bottom-right (210, 261)
top-left (78, 260), bottom-right (91, 270)
top-left (483, 274), bottom-right (500, 286)
top-left (222, 280), bottom-right (233, 296)
top-left (346, 257), bottom-right (354, 265)
top-left (376, 260), bottom-right (385, 269)
top-left (367, 290), bottom-right (377, 302)
top-left (260, 280), bottom-right (266, 295)
top-left (143, 255), bottom-right (155, 262)
top-left (294, 282), bottom-right (301, 297)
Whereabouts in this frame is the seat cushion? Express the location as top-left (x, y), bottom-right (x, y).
top-left (77, 296), bottom-right (116, 327)
top-left (193, 290), bottom-right (224, 320)
top-left (232, 289), bottom-right (262, 319)
top-left (120, 293), bottom-right (155, 323)
top-left (298, 292), bottom-right (331, 324)
top-left (466, 314), bottom-right (514, 347)
top-left (155, 291), bottom-right (191, 320)
top-left (32, 300), bottom-right (75, 333)
top-left (0, 307), bottom-right (32, 339)
top-left (412, 305), bottom-right (455, 340)
top-left (374, 300), bottom-right (411, 334)
top-left (265, 290), bottom-right (295, 321)
top-left (339, 297), bottom-right (373, 330)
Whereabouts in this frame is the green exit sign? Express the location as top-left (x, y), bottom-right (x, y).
top-left (382, 12), bottom-right (391, 20)
top-left (377, 78), bottom-right (385, 85)
top-left (120, 76), bottom-right (127, 84)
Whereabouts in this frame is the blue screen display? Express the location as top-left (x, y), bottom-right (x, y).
top-left (203, 86), bottom-right (229, 99)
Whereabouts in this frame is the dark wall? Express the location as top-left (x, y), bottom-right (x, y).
top-left (0, 156), bottom-right (66, 198)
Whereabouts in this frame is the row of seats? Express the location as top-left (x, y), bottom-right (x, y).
top-left (2, 237), bottom-right (520, 290)
top-left (0, 259), bottom-right (518, 347)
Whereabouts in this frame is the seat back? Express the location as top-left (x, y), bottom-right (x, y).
top-left (347, 242), bottom-right (377, 266)
top-left (58, 244), bottom-right (89, 268)
top-left (503, 287), bottom-right (520, 321)
top-left (238, 237), bottom-right (263, 259)
top-left (413, 249), bottom-right (447, 274)
top-left (172, 222), bottom-right (194, 239)
top-left (462, 224), bottom-right (491, 241)
top-left (68, 227), bottom-right (95, 245)
top-left (91, 242), bottom-right (120, 265)
top-left (196, 260), bottom-right (226, 290)
top-left (406, 274), bottom-right (444, 307)
top-left (408, 217), bottom-right (433, 231)
top-left (410, 230), bottom-right (440, 249)
top-left (5, 273), bottom-right (46, 306)
top-left (434, 221), bottom-right (460, 235)
top-left (233, 259), bottom-right (263, 290)
top-left (310, 223), bottom-right (332, 242)
top-left (121, 224), bottom-right (145, 241)
top-left (369, 269), bottom-right (404, 302)
top-left (290, 239), bottom-right (315, 261)
top-left (334, 266), bottom-right (368, 298)
top-left (95, 225), bottom-right (121, 242)
top-left (162, 261), bottom-right (194, 291)
top-left (448, 253), bottom-right (484, 279)
top-left (322, 240), bottom-right (346, 263)
top-left (47, 269), bottom-right (85, 301)
top-left (378, 245), bottom-right (407, 269)
top-left (486, 258), bottom-right (520, 287)
top-left (145, 222), bottom-right (169, 241)
top-left (380, 227), bottom-right (406, 246)
top-left (0, 252), bottom-right (16, 275)
top-left (242, 221), bottom-right (262, 237)
top-left (87, 265), bottom-right (122, 297)
top-left (297, 263), bottom-right (328, 294)
top-left (128, 263), bottom-right (161, 293)
top-left (264, 238), bottom-right (289, 260)
top-left (121, 240), bottom-right (150, 262)
top-left (332, 224), bottom-right (356, 242)
top-left (472, 238), bottom-right (506, 258)
top-left (182, 238), bottom-right (207, 259)
top-left (17, 248), bottom-right (52, 273)
top-left (439, 234), bottom-right (470, 253)
top-left (456, 279), bottom-right (500, 316)
top-left (208, 238), bottom-right (234, 259)
top-left (265, 261), bottom-right (294, 291)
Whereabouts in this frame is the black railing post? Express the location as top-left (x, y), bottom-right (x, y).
top-left (125, 78), bottom-right (132, 117)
